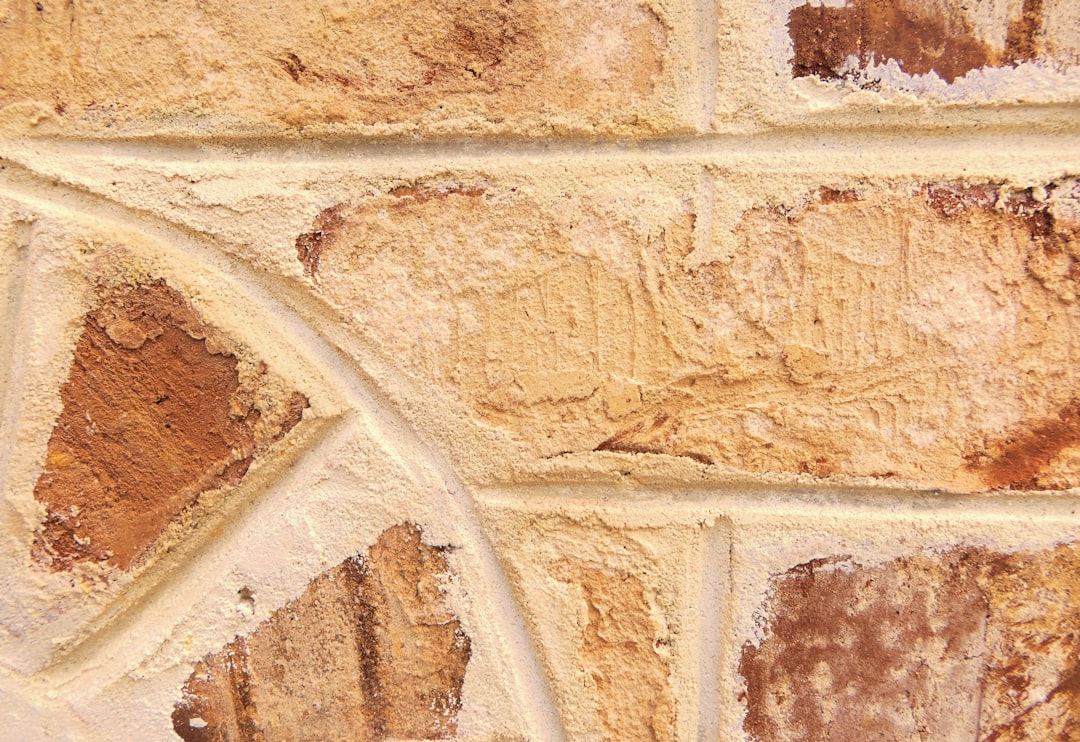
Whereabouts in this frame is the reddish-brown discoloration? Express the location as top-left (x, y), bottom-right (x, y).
top-left (1004, 0), bottom-right (1046, 63)
top-left (389, 183), bottom-right (486, 205)
top-left (595, 415), bottom-right (714, 466)
top-left (740, 550), bottom-right (988, 741)
top-left (967, 401), bottom-right (1080, 490)
top-left (32, 281), bottom-right (306, 572)
top-left (172, 524), bottom-right (470, 741)
top-left (296, 204), bottom-right (348, 279)
top-left (788, 0), bottom-right (994, 83)
top-left (741, 544), bottom-right (1080, 742)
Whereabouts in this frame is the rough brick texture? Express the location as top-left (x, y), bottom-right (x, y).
top-left (33, 280), bottom-right (306, 572)
top-left (0, 0), bottom-right (697, 137)
top-left (741, 542), bottom-right (1080, 742)
top-left (172, 524), bottom-right (470, 741)
top-left (0, 1), bottom-right (1078, 740)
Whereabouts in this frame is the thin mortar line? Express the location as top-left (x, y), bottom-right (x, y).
top-left (0, 218), bottom-right (33, 502)
top-left (3, 112), bottom-right (1080, 164)
top-left (695, 518), bottom-right (730, 741)
top-left (695, 0), bottom-right (720, 132)
top-left (473, 482), bottom-right (1080, 519)
top-left (0, 164), bottom-right (569, 740)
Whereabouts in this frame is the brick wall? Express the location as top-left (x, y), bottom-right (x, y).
top-left (1, 1), bottom-right (1078, 740)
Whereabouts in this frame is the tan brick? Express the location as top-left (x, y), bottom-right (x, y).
top-left (172, 523), bottom-right (471, 741)
top-left (295, 174), bottom-right (1080, 490)
top-left (32, 280), bottom-right (307, 572)
top-left (739, 542), bottom-right (1080, 742)
top-left (0, 0), bottom-right (698, 138)
top-left (476, 507), bottom-right (695, 741)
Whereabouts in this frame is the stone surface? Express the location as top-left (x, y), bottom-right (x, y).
top-left (32, 280), bottom-right (306, 571)
top-left (740, 542), bottom-right (1080, 742)
top-left (476, 506), bottom-right (690, 741)
top-left (172, 523), bottom-right (470, 741)
top-left (0, 0), bottom-right (695, 137)
top-left (297, 176), bottom-right (1080, 491)
top-left (788, 0), bottom-right (1080, 84)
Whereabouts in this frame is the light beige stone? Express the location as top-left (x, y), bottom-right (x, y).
top-left (0, 0), bottom-right (699, 138)
top-left (294, 175), bottom-right (1080, 491)
top-left (477, 505), bottom-right (700, 741)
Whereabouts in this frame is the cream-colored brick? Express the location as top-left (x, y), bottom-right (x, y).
top-left (0, 0), bottom-right (700, 138)
top-left (475, 500), bottom-right (705, 742)
top-left (274, 170), bottom-right (1080, 492)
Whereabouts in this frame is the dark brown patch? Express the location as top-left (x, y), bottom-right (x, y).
top-left (816, 187), bottom-right (860, 205)
top-left (172, 523), bottom-right (470, 742)
top-left (596, 414), bottom-right (714, 465)
top-left (296, 204), bottom-right (348, 279)
top-left (923, 183), bottom-right (998, 217)
top-left (740, 549), bottom-right (989, 741)
top-left (741, 544), bottom-right (1080, 742)
top-left (1004, 0), bottom-right (1045, 64)
top-left (32, 281), bottom-right (306, 572)
top-left (788, 0), bottom-right (995, 83)
top-left (966, 400), bottom-right (1080, 490)
top-left (275, 52), bottom-right (308, 84)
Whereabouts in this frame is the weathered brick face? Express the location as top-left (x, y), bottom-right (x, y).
top-left (0, 1), bottom-right (1078, 740)
top-left (0, 0), bottom-right (690, 136)
top-left (741, 543), bottom-right (1080, 742)
top-left (787, 0), bottom-right (1079, 82)
top-left (293, 177), bottom-right (1080, 491)
top-left (172, 524), bottom-right (470, 741)
top-left (32, 280), bottom-right (306, 572)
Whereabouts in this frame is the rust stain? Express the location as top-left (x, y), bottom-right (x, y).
top-left (595, 414), bottom-right (714, 465)
top-left (32, 281), bottom-right (306, 572)
top-left (295, 203), bottom-right (348, 279)
top-left (966, 400), bottom-right (1080, 490)
top-left (173, 523), bottom-right (470, 741)
top-left (1004, 0), bottom-right (1045, 63)
top-left (816, 187), bottom-right (860, 205)
top-left (788, 0), bottom-right (995, 83)
top-left (740, 544), bottom-right (1080, 742)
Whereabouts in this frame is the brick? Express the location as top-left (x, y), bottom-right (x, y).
top-left (713, 0), bottom-right (1080, 128)
top-left (32, 280), bottom-right (307, 572)
top-left (0, 0), bottom-right (697, 138)
top-left (477, 506), bottom-right (695, 740)
top-left (787, 0), bottom-right (1079, 84)
top-left (295, 174), bottom-right (1080, 490)
top-left (739, 542), bottom-right (1080, 742)
top-left (172, 523), bottom-right (470, 741)
top-left (606, 181), bottom-right (1080, 490)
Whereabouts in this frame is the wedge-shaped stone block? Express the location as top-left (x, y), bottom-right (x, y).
top-left (172, 523), bottom-right (470, 741)
top-left (0, 0), bottom-right (698, 138)
top-left (33, 280), bottom-right (307, 571)
top-left (740, 542), bottom-right (1080, 742)
top-left (478, 506), bottom-right (702, 740)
